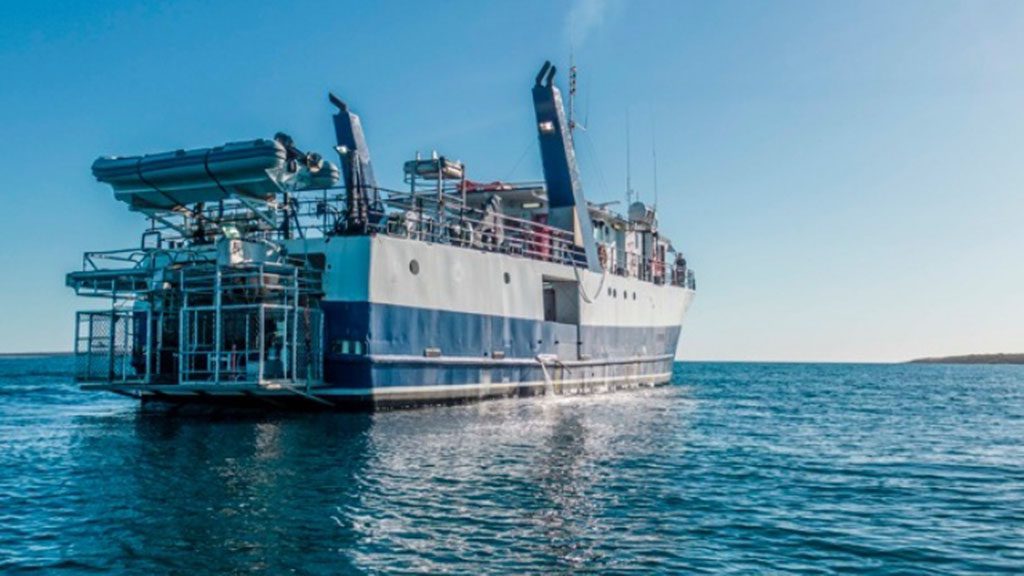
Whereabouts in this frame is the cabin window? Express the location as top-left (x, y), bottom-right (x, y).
top-left (409, 260), bottom-right (420, 275)
top-left (504, 272), bottom-right (511, 284)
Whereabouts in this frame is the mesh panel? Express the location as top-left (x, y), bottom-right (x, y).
top-left (179, 304), bottom-right (322, 385)
top-left (294, 309), bottom-right (323, 382)
top-left (75, 310), bottom-right (145, 383)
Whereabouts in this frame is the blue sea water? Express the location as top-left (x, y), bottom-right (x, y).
top-left (0, 356), bottom-right (1022, 574)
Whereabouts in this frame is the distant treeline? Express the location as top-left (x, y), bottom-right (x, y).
top-left (909, 353), bottom-right (1024, 365)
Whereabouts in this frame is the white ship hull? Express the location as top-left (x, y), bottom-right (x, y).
top-left (306, 234), bottom-right (693, 407)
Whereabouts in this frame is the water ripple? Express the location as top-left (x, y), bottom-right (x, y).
top-left (0, 357), bottom-right (1023, 573)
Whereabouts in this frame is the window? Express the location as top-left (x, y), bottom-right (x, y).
top-left (409, 260), bottom-right (420, 275)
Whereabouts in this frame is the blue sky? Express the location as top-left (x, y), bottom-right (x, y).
top-left (0, 0), bottom-right (1021, 361)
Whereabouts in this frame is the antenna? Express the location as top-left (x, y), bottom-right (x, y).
top-left (626, 107), bottom-right (634, 205)
top-left (651, 109), bottom-right (659, 210)
top-left (568, 52), bottom-right (575, 136)
top-left (568, 51), bottom-right (587, 137)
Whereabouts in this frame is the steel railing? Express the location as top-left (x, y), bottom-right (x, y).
top-left (77, 184), bottom-right (695, 289)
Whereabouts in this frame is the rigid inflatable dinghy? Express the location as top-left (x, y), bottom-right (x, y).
top-left (92, 138), bottom-right (339, 212)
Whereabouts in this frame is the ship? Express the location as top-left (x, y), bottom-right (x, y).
top-left (66, 61), bottom-right (696, 409)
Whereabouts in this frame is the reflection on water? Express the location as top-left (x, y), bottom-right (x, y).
top-left (2, 357), bottom-right (1023, 574)
top-left (117, 412), bottom-right (375, 574)
top-left (36, 382), bottom-right (691, 574)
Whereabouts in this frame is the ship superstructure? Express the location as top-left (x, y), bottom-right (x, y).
top-left (67, 62), bottom-right (696, 408)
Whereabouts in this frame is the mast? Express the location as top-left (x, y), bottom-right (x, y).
top-left (329, 93), bottom-right (377, 232)
top-left (568, 53), bottom-right (577, 137)
top-left (531, 60), bottom-right (601, 272)
top-left (567, 51), bottom-right (588, 137)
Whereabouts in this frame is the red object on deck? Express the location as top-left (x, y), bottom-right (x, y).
top-left (531, 213), bottom-right (550, 259)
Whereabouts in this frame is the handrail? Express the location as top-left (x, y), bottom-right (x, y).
top-left (83, 184), bottom-right (695, 290)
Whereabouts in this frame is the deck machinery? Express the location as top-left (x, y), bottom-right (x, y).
top-left (68, 61), bottom-right (696, 408)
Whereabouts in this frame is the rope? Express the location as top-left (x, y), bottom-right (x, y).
top-left (202, 149), bottom-right (229, 195)
top-left (572, 261), bottom-right (608, 304)
top-left (501, 137), bottom-right (536, 181)
top-left (135, 157), bottom-right (182, 211)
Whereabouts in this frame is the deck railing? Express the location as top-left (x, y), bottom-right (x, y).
top-left (75, 185), bottom-right (694, 290)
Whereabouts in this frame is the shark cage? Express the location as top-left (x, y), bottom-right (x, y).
top-left (69, 238), bottom-right (325, 393)
top-left (67, 131), bottom-right (334, 396)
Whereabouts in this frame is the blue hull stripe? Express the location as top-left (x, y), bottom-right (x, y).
top-left (321, 301), bottom-right (681, 390)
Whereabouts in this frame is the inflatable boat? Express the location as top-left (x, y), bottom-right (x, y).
top-left (92, 138), bottom-right (339, 212)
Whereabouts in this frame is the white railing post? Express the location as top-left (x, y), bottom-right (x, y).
top-left (213, 266), bottom-right (221, 385)
top-left (258, 304), bottom-right (265, 384)
top-left (292, 267), bottom-right (299, 381)
top-left (179, 269), bottom-right (187, 385)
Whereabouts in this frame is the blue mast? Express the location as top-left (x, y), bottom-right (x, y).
top-left (330, 93), bottom-right (377, 231)
top-left (330, 93), bottom-right (376, 190)
top-left (531, 61), bottom-right (601, 272)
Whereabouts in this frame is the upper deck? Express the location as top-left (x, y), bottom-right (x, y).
top-left (73, 60), bottom-right (695, 296)
top-left (69, 181), bottom-right (695, 299)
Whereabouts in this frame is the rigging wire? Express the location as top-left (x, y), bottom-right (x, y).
top-left (501, 136), bottom-right (537, 182)
top-left (578, 127), bottom-right (611, 200)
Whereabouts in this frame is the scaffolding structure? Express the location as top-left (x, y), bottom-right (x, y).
top-left (69, 242), bottom-right (324, 390)
top-left (177, 262), bottom-right (323, 386)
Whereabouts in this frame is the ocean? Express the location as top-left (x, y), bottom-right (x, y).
top-left (0, 355), bottom-right (1021, 574)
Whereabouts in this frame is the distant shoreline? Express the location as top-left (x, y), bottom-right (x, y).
top-left (0, 351), bottom-right (73, 358)
top-left (908, 353), bottom-right (1024, 365)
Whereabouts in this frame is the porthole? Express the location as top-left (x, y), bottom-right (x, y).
top-left (633, 292), bottom-right (637, 300)
top-left (409, 260), bottom-right (420, 275)
top-left (504, 272), bottom-right (511, 284)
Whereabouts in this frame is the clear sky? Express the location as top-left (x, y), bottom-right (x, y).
top-left (0, 0), bottom-right (1021, 361)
